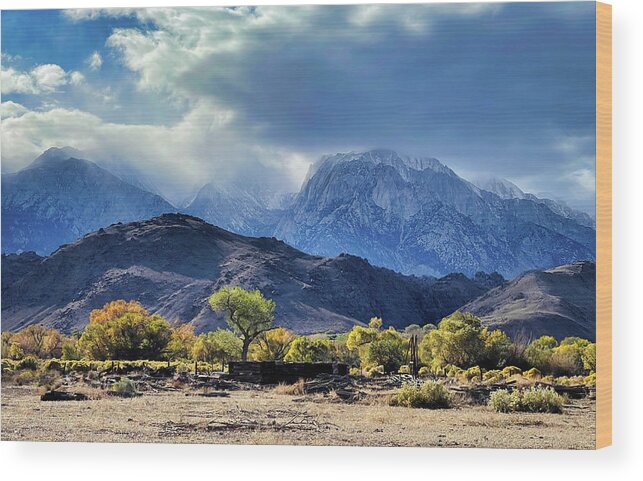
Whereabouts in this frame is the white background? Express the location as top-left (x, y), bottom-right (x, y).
top-left (1, 0), bottom-right (641, 479)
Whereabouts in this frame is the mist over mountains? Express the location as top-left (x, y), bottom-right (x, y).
top-left (1, 147), bottom-right (595, 278)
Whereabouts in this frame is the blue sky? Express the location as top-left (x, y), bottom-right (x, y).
top-left (1, 3), bottom-right (596, 212)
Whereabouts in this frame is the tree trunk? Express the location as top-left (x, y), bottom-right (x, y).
top-left (242, 338), bottom-right (251, 361)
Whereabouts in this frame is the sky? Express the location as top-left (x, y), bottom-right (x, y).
top-left (1, 3), bottom-right (596, 213)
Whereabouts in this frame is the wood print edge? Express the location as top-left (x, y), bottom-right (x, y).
top-left (595, 0), bottom-right (612, 450)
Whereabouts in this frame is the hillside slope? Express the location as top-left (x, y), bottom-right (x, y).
top-left (1, 214), bottom-right (502, 334)
top-left (462, 261), bottom-right (596, 340)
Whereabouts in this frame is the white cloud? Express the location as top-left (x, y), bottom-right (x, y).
top-left (30, 64), bottom-right (68, 93)
top-left (1, 102), bottom-right (309, 202)
top-left (1, 64), bottom-right (82, 94)
top-left (86, 51), bottom-right (103, 71)
top-left (1, 101), bottom-right (29, 119)
top-left (1, 67), bottom-right (37, 94)
top-left (69, 71), bottom-right (86, 86)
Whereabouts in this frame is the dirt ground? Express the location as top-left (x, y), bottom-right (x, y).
top-left (1, 385), bottom-right (595, 449)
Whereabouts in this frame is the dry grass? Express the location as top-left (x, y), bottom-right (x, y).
top-left (273, 378), bottom-right (305, 395)
top-left (1, 385), bottom-right (596, 449)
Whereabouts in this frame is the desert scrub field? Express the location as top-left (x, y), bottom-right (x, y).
top-left (1, 378), bottom-right (595, 448)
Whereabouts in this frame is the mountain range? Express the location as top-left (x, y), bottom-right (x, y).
top-left (1, 147), bottom-right (596, 278)
top-left (1, 214), bottom-right (504, 335)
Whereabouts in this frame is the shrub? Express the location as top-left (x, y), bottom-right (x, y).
top-left (42, 359), bottom-right (65, 372)
top-left (523, 367), bottom-right (542, 379)
top-left (17, 356), bottom-right (39, 370)
top-left (489, 389), bottom-right (514, 413)
top-left (502, 366), bottom-right (522, 377)
top-left (273, 378), bottom-right (305, 395)
top-left (464, 366), bottom-right (482, 382)
top-left (349, 367), bottom-right (361, 376)
top-left (398, 365), bottom-right (410, 374)
top-left (418, 366), bottom-right (430, 377)
top-left (483, 369), bottom-right (504, 383)
top-left (390, 381), bottom-right (453, 409)
top-left (584, 372), bottom-right (596, 386)
top-left (14, 370), bottom-right (38, 385)
top-left (488, 387), bottom-right (564, 414)
top-left (110, 378), bottom-right (139, 397)
top-left (366, 365), bottom-right (384, 377)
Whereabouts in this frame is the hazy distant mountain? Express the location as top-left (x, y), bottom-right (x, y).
top-left (1, 147), bottom-right (175, 255)
top-left (184, 182), bottom-right (283, 237)
top-left (275, 149), bottom-right (595, 278)
top-left (1, 214), bottom-right (503, 334)
top-left (462, 261), bottom-right (596, 341)
top-left (473, 175), bottom-right (595, 229)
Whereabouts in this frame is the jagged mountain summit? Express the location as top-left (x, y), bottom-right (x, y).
top-left (1, 214), bottom-right (503, 334)
top-left (1, 147), bottom-right (176, 255)
top-left (2, 147), bottom-right (595, 279)
top-left (275, 149), bottom-right (595, 278)
top-left (462, 261), bottom-right (596, 341)
top-left (473, 175), bottom-right (596, 229)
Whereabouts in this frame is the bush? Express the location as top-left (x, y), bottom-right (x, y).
top-left (523, 367), bottom-right (542, 379)
top-left (17, 356), bottom-right (39, 370)
top-left (273, 378), bottom-right (305, 395)
top-left (398, 365), bottom-right (410, 374)
top-left (488, 389), bottom-right (514, 413)
top-left (502, 366), bottom-right (522, 377)
top-left (464, 366), bottom-right (482, 382)
top-left (42, 359), bottom-right (65, 372)
top-left (489, 387), bottom-right (564, 414)
top-left (483, 369), bottom-right (504, 383)
top-left (110, 378), bottom-right (139, 397)
top-left (349, 367), bottom-right (361, 376)
top-left (390, 381), bottom-right (453, 409)
top-left (418, 366), bottom-right (430, 377)
top-left (366, 365), bottom-right (384, 377)
top-left (584, 372), bottom-right (596, 386)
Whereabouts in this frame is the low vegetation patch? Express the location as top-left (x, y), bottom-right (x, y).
top-left (109, 378), bottom-right (139, 397)
top-left (273, 378), bottom-right (305, 395)
top-left (489, 387), bottom-right (564, 414)
top-left (390, 381), bottom-right (453, 409)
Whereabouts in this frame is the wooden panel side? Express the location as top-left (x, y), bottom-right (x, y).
top-left (595, 1), bottom-right (612, 450)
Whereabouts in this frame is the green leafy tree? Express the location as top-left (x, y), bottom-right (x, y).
top-left (251, 327), bottom-right (296, 361)
top-left (364, 328), bottom-right (408, 372)
top-left (524, 336), bottom-right (558, 373)
top-left (480, 328), bottom-right (512, 369)
top-left (192, 330), bottom-right (242, 370)
top-left (581, 343), bottom-right (596, 372)
top-left (284, 337), bottom-right (333, 363)
top-left (423, 311), bottom-right (485, 368)
top-left (208, 287), bottom-right (275, 360)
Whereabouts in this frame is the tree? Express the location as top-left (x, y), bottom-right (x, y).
top-left (192, 330), bottom-right (242, 370)
top-left (423, 311), bottom-right (485, 368)
top-left (208, 287), bottom-right (275, 360)
top-left (581, 343), bottom-right (596, 372)
top-left (166, 324), bottom-right (197, 361)
top-left (284, 337), bottom-right (333, 363)
top-left (368, 317), bottom-right (383, 330)
top-left (89, 300), bottom-right (148, 325)
top-left (524, 336), bottom-right (558, 373)
top-left (363, 328), bottom-right (408, 372)
top-left (11, 325), bottom-right (63, 358)
top-left (480, 328), bottom-right (512, 369)
top-left (251, 327), bottom-right (296, 361)
top-left (78, 301), bottom-right (172, 360)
